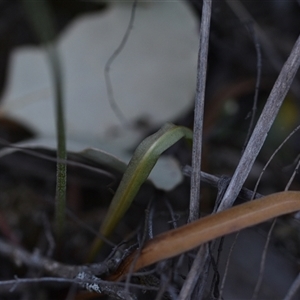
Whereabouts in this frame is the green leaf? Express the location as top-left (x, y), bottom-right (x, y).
top-left (88, 123), bottom-right (193, 261)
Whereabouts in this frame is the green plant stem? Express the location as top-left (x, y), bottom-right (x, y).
top-left (48, 46), bottom-right (67, 238)
top-left (21, 0), bottom-right (67, 238)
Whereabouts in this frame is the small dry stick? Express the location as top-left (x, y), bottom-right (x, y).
top-left (218, 33), bottom-right (300, 212)
top-left (177, 244), bottom-right (209, 300)
top-left (184, 0), bottom-right (213, 299)
top-left (284, 272), bottom-right (300, 300)
top-left (189, 0), bottom-right (212, 223)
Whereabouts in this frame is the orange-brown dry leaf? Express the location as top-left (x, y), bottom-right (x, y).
top-left (108, 191), bottom-right (300, 281)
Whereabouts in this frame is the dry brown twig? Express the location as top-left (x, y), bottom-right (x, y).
top-left (0, 237), bottom-right (146, 299)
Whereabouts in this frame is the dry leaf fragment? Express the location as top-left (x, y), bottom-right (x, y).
top-left (108, 191), bottom-right (300, 281)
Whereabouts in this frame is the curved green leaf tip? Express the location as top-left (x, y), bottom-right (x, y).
top-left (88, 123), bottom-right (193, 261)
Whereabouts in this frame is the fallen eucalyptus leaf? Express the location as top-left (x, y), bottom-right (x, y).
top-left (2, 2), bottom-right (198, 149)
